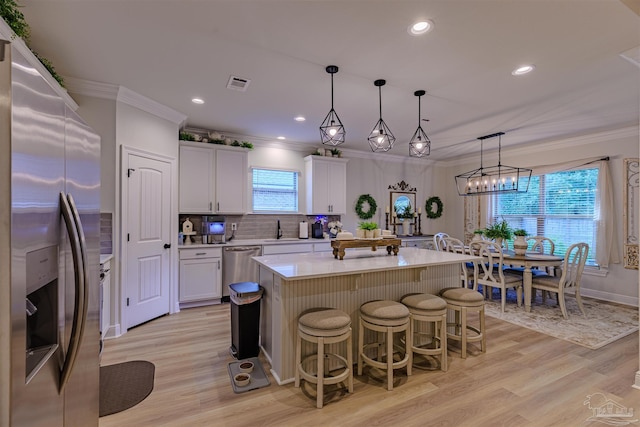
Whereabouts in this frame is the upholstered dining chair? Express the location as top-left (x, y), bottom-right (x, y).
top-left (433, 232), bottom-right (449, 251)
top-left (530, 242), bottom-right (589, 319)
top-left (443, 237), bottom-right (474, 289)
top-left (469, 241), bottom-right (523, 313)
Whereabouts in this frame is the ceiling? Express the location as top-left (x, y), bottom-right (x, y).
top-left (19, 0), bottom-right (640, 160)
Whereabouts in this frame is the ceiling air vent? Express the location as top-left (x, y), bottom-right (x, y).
top-left (226, 75), bottom-right (251, 92)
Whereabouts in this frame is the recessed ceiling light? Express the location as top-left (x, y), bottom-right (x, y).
top-left (511, 65), bottom-right (535, 76)
top-left (191, 98), bottom-right (205, 104)
top-left (408, 20), bottom-right (434, 36)
top-left (277, 136), bottom-right (286, 140)
top-left (294, 116), bottom-right (306, 122)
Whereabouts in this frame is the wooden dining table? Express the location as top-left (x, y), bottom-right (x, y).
top-left (501, 251), bottom-right (564, 313)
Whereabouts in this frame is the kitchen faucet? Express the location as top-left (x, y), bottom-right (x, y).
top-left (277, 219), bottom-right (283, 239)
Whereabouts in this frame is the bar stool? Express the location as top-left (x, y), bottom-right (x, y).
top-left (358, 300), bottom-right (411, 391)
top-left (438, 288), bottom-right (486, 359)
top-left (295, 308), bottom-right (353, 408)
top-left (400, 293), bottom-right (448, 371)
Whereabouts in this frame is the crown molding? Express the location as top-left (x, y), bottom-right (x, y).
top-left (64, 76), bottom-right (119, 100)
top-left (117, 86), bottom-right (187, 125)
top-left (441, 125), bottom-right (639, 167)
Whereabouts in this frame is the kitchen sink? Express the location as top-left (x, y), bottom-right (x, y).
top-left (263, 238), bottom-right (305, 242)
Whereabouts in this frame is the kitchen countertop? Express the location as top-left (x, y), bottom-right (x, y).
top-left (253, 247), bottom-right (480, 280)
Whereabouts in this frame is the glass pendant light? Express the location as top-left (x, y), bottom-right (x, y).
top-left (409, 90), bottom-right (431, 158)
top-left (368, 79), bottom-right (396, 152)
top-left (319, 65), bottom-right (345, 146)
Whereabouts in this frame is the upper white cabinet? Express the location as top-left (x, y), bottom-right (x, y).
top-left (215, 148), bottom-right (248, 214)
top-left (304, 155), bottom-right (348, 215)
top-left (179, 142), bottom-right (248, 214)
top-left (179, 143), bottom-right (215, 213)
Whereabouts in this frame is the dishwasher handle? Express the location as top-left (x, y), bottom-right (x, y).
top-left (225, 246), bottom-right (262, 252)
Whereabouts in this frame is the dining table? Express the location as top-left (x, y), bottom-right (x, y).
top-left (501, 251), bottom-right (564, 312)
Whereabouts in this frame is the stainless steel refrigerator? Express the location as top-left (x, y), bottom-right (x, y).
top-left (0, 38), bottom-right (101, 426)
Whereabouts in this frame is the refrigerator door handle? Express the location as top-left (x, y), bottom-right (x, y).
top-left (59, 192), bottom-right (88, 392)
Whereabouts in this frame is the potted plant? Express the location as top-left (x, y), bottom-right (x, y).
top-left (483, 219), bottom-right (513, 248)
top-left (358, 221), bottom-right (378, 238)
top-left (330, 148), bottom-right (342, 158)
top-left (472, 229), bottom-right (485, 242)
top-left (513, 229), bottom-right (528, 255)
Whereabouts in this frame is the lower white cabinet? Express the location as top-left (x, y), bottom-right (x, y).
top-left (179, 247), bottom-right (222, 303)
top-left (100, 259), bottom-right (111, 338)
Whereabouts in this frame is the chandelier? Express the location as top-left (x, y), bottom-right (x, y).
top-left (368, 79), bottom-right (396, 152)
top-left (455, 132), bottom-right (532, 196)
top-left (409, 90), bottom-right (431, 158)
top-left (319, 65), bottom-right (345, 146)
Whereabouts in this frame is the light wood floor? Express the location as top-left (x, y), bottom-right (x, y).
top-left (99, 303), bottom-right (639, 427)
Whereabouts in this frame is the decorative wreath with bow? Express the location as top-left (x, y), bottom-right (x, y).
top-left (355, 194), bottom-right (377, 220)
top-left (425, 196), bottom-right (443, 219)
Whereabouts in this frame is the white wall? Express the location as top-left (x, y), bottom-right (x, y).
top-left (444, 127), bottom-right (639, 306)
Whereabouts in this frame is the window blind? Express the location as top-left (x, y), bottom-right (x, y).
top-left (493, 167), bottom-right (598, 264)
top-left (252, 168), bottom-right (299, 212)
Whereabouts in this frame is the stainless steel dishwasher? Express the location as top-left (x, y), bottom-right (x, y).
top-left (222, 246), bottom-right (262, 298)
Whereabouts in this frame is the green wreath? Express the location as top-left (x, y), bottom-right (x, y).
top-left (425, 196), bottom-right (443, 219)
top-left (355, 194), bottom-right (377, 220)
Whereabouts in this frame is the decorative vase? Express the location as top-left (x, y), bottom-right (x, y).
top-left (356, 229), bottom-right (365, 239)
top-left (364, 230), bottom-right (374, 239)
top-left (472, 234), bottom-right (483, 242)
top-left (513, 235), bottom-right (528, 255)
top-left (373, 229), bottom-right (381, 238)
top-left (494, 237), bottom-right (503, 249)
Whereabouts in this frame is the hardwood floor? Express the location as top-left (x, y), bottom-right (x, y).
top-left (99, 303), bottom-right (639, 427)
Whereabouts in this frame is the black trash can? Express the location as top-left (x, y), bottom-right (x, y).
top-left (229, 282), bottom-right (264, 360)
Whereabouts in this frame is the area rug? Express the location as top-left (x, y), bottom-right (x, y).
top-left (228, 357), bottom-right (270, 393)
top-left (483, 290), bottom-right (638, 349)
top-left (100, 360), bottom-right (155, 417)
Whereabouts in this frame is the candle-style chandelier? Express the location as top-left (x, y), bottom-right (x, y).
top-left (454, 132), bottom-right (532, 196)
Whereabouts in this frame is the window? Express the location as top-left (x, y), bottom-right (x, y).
top-left (252, 168), bottom-right (299, 212)
top-left (492, 167), bottom-right (599, 265)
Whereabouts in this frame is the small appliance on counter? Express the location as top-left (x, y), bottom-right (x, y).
top-left (311, 221), bottom-right (324, 239)
top-left (299, 221), bottom-right (308, 239)
top-left (202, 215), bottom-right (226, 244)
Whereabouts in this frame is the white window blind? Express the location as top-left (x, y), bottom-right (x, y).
top-left (492, 167), bottom-right (598, 264)
top-left (252, 168), bottom-right (299, 212)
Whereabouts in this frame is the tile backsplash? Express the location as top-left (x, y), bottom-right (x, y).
top-left (100, 212), bottom-right (113, 254)
top-left (178, 214), bottom-right (340, 243)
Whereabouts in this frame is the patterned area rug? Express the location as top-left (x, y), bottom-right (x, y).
top-left (483, 290), bottom-right (638, 349)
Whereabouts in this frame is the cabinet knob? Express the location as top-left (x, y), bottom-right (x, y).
top-left (163, 243), bottom-right (171, 249)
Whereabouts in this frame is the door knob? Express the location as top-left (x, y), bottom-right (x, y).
top-left (163, 243), bottom-right (171, 249)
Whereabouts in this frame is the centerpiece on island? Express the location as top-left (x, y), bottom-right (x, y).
top-left (328, 221), bottom-right (343, 238)
top-left (357, 221), bottom-right (379, 239)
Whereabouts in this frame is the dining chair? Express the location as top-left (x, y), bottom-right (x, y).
top-left (530, 242), bottom-right (589, 319)
top-left (443, 237), bottom-right (474, 289)
top-left (469, 241), bottom-right (523, 313)
top-left (527, 236), bottom-right (557, 276)
top-left (433, 232), bottom-right (449, 251)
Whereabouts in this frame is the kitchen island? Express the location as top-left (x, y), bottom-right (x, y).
top-left (253, 247), bottom-right (480, 384)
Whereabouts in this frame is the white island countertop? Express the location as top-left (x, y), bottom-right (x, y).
top-left (253, 247), bottom-right (480, 280)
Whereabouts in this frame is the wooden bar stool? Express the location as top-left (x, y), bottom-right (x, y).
top-left (357, 300), bottom-right (411, 391)
top-left (400, 293), bottom-right (448, 371)
top-left (438, 288), bottom-right (486, 359)
top-left (294, 308), bottom-right (353, 408)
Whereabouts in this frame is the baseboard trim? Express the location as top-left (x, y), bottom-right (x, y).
top-left (581, 288), bottom-right (639, 307)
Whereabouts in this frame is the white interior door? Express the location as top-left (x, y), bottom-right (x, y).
top-left (125, 152), bottom-right (171, 329)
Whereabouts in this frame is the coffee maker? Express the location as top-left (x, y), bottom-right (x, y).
top-left (202, 215), bottom-right (226, 244)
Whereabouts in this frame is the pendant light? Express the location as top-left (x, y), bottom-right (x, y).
top-left (368, 79), bottom-right (396, 152)
top-left (454, 132), bottom-right (532, 196)
top-left (409, 90), bottom-right (431, 158)
top-left (319, 65), bottom-right (345, 146)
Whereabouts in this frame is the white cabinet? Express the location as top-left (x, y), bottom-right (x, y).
top-left (215, 148), bottom-right (248, 214)
top-left (179, 247), bottom-right (222, 303)
top-left (304, 155), bottom-right (348, 215)
top-left (179, 142), bottom-right (248, 214)
top-left (100, 259), bottom-right (111, 338)
top-left (179, 143), bottom-right (215, 213)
